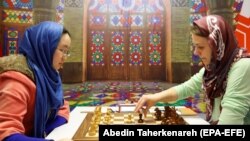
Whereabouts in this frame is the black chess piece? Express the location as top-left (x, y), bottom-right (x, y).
top-left (154, 107), bottom-right (162, 120)
top-left (138, 113), bottom-right (144, 123)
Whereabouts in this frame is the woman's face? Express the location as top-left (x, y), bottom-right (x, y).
top-left (53, 33), bottom-right (71, 71)
top-left (192, 33), bottom-right (212, 67)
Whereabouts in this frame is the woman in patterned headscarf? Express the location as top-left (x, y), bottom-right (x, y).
top-left (135, 15), bottom-right (250, 124)
top-left (0, 21), bottom-right (71, 140)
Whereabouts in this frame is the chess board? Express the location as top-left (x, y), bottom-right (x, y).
top-left (73, 106), bottom-right (188, 141)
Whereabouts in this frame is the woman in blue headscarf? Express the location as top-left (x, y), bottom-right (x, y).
top-left (0, 21), bottom-right (71, 141)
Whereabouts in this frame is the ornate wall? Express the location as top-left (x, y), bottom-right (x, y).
top-left (0, 0), bottom-right (244, 83)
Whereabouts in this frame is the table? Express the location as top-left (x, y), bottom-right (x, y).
top-left (46, 106), bottom-right (209, 140)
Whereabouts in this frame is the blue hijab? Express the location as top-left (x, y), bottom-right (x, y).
top-left (18, 21), bottom-right (64, 137)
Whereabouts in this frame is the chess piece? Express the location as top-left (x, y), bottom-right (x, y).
top-left (160, 106), bottom-right (186, 125)
top-left (125, 99), bottom-right (130, 104)
top-left (88, 125), bottom-right (98, 136)
top-left (107, 108), bottom-right (113, 114)
top-left (106, 109), bottom-right (112, 117)
top-left (92, 115), bottom-right (101, 123)
top-left (164, 106), bottom-right (171, 118)
top-left (125, 113), bottom-right (133, 123)
top-left (154, 107), bottom-right (162, 120)
top-left (138, 113), bottom-right (144, 123)
top-left (161, 117), bottom-right (167, 125)
top-left (127, 114), bottom-right (132, 120)
top-left (95, 106), bottom-right (101, 112)
top-left (103, 116), bottom-right (110, 124)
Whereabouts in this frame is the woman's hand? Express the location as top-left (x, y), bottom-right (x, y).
top-left (134, 94), bottom-right (158, 117)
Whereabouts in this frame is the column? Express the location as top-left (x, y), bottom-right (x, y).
top-left (206, 0), bottom-right (234, 27)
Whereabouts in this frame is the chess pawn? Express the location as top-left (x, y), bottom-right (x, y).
top-left (127, 114), bottom-right (132, 120)
top-left (125, 114), bottom-right (133, 123)
top-left (125, 99), bottom-right (130, 104)
top-left (138, 113), bottom-right (144, 123)
top-left (103, 115), bottom-right (111, 124)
